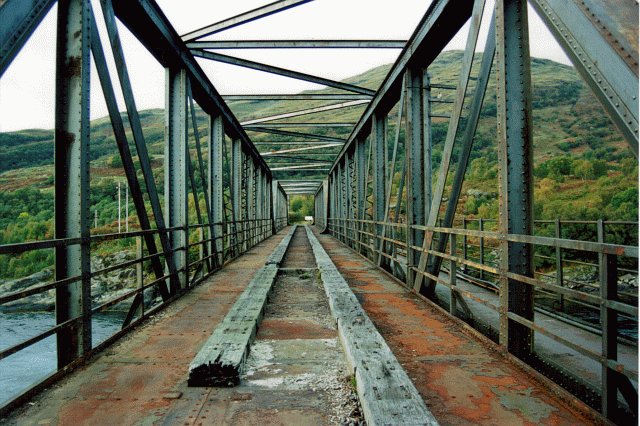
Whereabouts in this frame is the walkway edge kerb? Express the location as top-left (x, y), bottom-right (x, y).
top-left (304, 226), bottom-right (439, 426)
top-left (188, 226), bottom-right (297, 387)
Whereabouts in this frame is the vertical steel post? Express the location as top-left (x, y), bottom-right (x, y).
top-left (256, 168), bottom-right (263, 242)
top-left (462, 217), bottom-right (468, 273)
top-left (496, 0), bottom-right (535, 356)
top-left (422, 70), bottom-right (432, 217)
top-left (449, 233), bottom-right (457, 316)
top-left (165, 67), bottom-right (189, 289)
top-left (555, 218), bottom-right (564, 310)
top-left (271, 179), bottom-right (278, 233)
top-left (209, 115), bottom-right (224, 267)
top-left (372, 114), bottom-right (387, 264)
top-left (598, 219), bottom-right (618, 420)
top-left (479, 218), bottom-right (485, 280)
top-left (355, 140), bottom-right (366, 252)
top-left (405, 69), bottom-right (425, 287)
top-left (136, 235), bottom-right (143, 317)
top-left (231, 140), bottom-right (242, 254)
top-left (54, 0), bottom-right (91, 368)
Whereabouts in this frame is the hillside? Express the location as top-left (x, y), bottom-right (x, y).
top-left (0, 50), bottom-right (637, 278)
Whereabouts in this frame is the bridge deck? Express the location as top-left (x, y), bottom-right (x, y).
top-left (5, 227), bottom-right (601, 425)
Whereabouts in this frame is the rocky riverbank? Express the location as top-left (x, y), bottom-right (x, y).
top-left (0, 251), bottom-right (144, 312)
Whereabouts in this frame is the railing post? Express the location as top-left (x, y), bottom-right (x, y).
top-left (54, 0), bottom-right (92, 368)
top-left (479, 218), bottom-right (485, 280)
top-left (450, 233), bottom-right (457, 316)
top-left (462, 217), bottom-right (468, 274)
top-left (165, 67), bottom-right (189, 290)
top-left (136, 235), bottom-right (144, 317)
top-left (598, 219), bottom-right (619, 421)
top-left (555, 218), bottom-right (564, 311)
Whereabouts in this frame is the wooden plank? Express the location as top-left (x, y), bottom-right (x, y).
top-left (188, 227), bottom-right (297, 387)
top-left (305, 226), bottom-right (438, 426)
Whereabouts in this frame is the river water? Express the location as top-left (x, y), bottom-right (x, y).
top-left (0, 311), bottom-right (124, 407)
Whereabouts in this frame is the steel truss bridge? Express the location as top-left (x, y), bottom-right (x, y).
top-left (0, 0), bottom-right (638, 424)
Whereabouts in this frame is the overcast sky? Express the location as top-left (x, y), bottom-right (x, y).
top-left (0, 0), bottom-right (570, 132)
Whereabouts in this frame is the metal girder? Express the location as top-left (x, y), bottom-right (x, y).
top-left (405, 68), bottom-right (424, 284)
top-left (90, 13), bottom-right (170, 313)
top-left (377, 80), bottom-right (405, 269)
top-left (266, 156), bottom-right (333, 163)
top-left (529, 0), bottom-right (638, 154)
top-left (187, 40), bottom-right (406, 49)
top-left (54, 0), bottom-right (91, 369)
top-left (0, 0), bottom-right (56, 77)
top-left (101, 0), bottom-right (178, 294)
top-left (246, 127), bottom-right (346, 143)
top-left (372, 114), bottom-right (386, 265)
top-left (422, 15), bottom-right (496, 304)
top-left (111, 0), bottom-right (271, 176)
top-left (274, 168), bottom-right (329, 172)
top-left (224, 94), bottom-right (372, 101)
top-left (165, 67), bottom-right (189, 289)
top-left (244, 123), bottom-right (355, 128)
top-left (181, 0), bottom-right (313, 41)
top-left (209, 115), bottom-right (224, 267)
top-left (240, 100), bottom-right (369, 125)
top-left (329, 0), bottom-right (474, 173)
top-left (496, 0), bottom-right (534, 356)
top-left (355, 139), bottom-right (366, 254)
top-left (232, 141), bottom-right (244, 252)
top-left (260, 144), bottom-right (342, 155)
top-left (265, 153), bottom-right (339, 157)
top-left (191, 50), bottom-right (376, 96)
top-left (414, 0), bottom-right (486, 295)
top-left (187, 87), bottom-right (214, 272)
top-left (271, 163), bottom-right (330, 170)
top-left (254, 141), bottom-right (344, 145)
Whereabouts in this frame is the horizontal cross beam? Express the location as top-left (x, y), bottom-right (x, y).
top-left (181, 0), bottom-right (313, 41)
top-left (224, 94), bottom-right (372, 101)
top-left (187, 40), bottom-right (406, 49)
top-left (192, 50), bottom-right (376, 96)
top-left (260, 144), bottom-right (343, 155)
top-left (244, 123), bottom-right (355, 128)
top-left (247, 127), bottom-right (346, 142)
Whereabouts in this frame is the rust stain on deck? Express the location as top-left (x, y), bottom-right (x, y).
top-left (314, 229), bottom-right (602, 426)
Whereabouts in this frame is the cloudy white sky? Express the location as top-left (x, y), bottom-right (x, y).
top-left (0, 0), bottom-right (570, 132)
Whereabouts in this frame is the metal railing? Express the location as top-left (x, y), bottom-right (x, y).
top-left (326, 216), bottom-right (638, 415)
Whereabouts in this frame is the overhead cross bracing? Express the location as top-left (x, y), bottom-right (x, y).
top-left (0, 0), bottom-right (638, 424)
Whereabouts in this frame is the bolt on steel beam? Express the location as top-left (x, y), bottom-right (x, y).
top-left (0, 0), bottom-right (56, 77)
top-left (165, 67), bottom-right (189, 290)
top-left (54, 0), bottom-right (92, 369)
top-left (496, 0), bottom-right (535, 357)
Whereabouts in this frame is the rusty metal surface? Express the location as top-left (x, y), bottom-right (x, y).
top-left (578, 0), bottom-right (639, 74)
top-left (314, 230), bottom-right (604, 425)
top-left (3, 229), bottom-right (291, 426)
